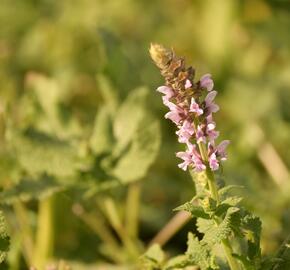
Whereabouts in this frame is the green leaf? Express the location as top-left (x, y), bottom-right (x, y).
top-left (241, 214), bottom-right (262, 262)
top-left (113, 87), bottom-right (149, 149)
top-left (222, 196), bottom-right (243, 207)
top-left (164, 255), bottom-right (188, 270)
top-left (218, 185), bottom-right (244, 197)
top-left (186, 233), bottom-right (218, 270)
top-left (197, 218), bottom-right (215, 235)
top-left (174, 202), bottom-right (210, 219)
top-left (90, 107), bottom-right (114, 155)
top-left (27, 74), bottom-right (63, 132)
top-left (270, 235), bottom-right (290, 270)
top-left (202, 207), bottom-right (240, 246)
top-left (0, 210), bottom-right (10, 263)
top-left (109, 115), bottom-right (160, 183)
top-left (0, 175), bottom-right (63, 204)
top-left (8, 128), bottom-right (80, 177)
top-left (96, 74), bottom-right (119, 115)
top-left (215, 197), bottom-right (243, 217)
top-left (232, 254), bottom-right (255, 270)
top-left (139, 244), bottom-right (164, 270)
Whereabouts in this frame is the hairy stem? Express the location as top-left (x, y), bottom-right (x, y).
top-left (197, 142), bottom-right (240, 270)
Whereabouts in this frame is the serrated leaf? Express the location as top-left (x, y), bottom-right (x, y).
top-left (186, 233), bottom-right (218, 270)
top-left (242, 214), bottom-right (262, 262)
top-left (0, 175), bottom-right (63, 204)
top-left (113, 87), bottom-right (149, 149)
top-left (8, 128), bottom-right (80, 177)
top-left (197, 218), bottom-right (215, 235)
top-left (215, 197), bottom-right (243, 217)
top-left (90, 107), bottom-right (114, 155)
top-left (109, 115), bottom-right (160, 183)
top-left (202, 207), bottom-right (240, 246)
top-left (174, 202), bottom-right (210, 219)
top-left (0, 210), bottom-right (10, 263)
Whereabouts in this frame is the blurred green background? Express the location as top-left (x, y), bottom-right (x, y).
top-left (0, 0), bottom-right (290, 269)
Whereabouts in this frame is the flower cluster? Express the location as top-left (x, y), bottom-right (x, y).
top-left (150, 44), bottom-right (229, 172)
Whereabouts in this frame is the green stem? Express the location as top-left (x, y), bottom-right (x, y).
top-left (100, 197), bottom-right (140, 259)
top-left (197, 142), bottom-right (240, 270)
top-left (13, 202), bottom-right (34, 265)
top-left (33, 196), bottom-right (55, 269)
top-left (125, 182), bottom-right (141, 239)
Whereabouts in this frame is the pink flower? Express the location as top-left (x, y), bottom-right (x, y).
top-left (157, 86), bottom-right (175, 103)
top-left (176, 150), bottom-right (192, 171)
top-left (206, 115), bottom-right (219, 142)
top-left (176, 120), bottom-right (195, 143)
top-left (176, 143), bottom-right (206, 172)
top-left (164, 102), bottom-right (185, 124)
top-left (185, 79), bottom-right (192, 89)
top-left (216, 140), bottom-right (230, 161)
top-left (209, 153), bottom-right (219, 171)
top-left (196, 125), bottom-right (206, 143)
top-left (200, 74), bottom-right (214, 91)
top-left (205, 91), bottom-right (219, 114)
top-left (193, 157), bottom-right (206, 172)
top-left (190, 98), bottom-right (203, 116)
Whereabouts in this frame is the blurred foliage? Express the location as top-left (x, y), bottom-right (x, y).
top-left (0, 0), bottom-right (290, 269)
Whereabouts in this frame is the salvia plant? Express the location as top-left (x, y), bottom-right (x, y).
top-left (139, 44), bottom-right (290, 270)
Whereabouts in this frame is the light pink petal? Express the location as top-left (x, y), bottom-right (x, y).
top-left (193, 158), bottom-right (206, 172)
top-left (178, 161), bottom-right (188, 171)
top-left (205, 91), bottom-right (217, 105)
top-left (189, 98), bottom-right (203, 116)
top-left (176, 151), bottom-right (190, 160)
top-left (217, 140), bottom-right (230, 153)
top-left (165, 111), bottom-right (182, 124)
top-left (208, 104), bottom-right (220, 113)
top-left (200, 74), bottom-right (214, 91)
top-left (209, 153), bottom-right (219, 171)
top-left (185, 79), bottom-right (192, 89)
top-left (157, 86), bottom-right (174, 98)
top-left (196, 125), bottom-right (206, 143)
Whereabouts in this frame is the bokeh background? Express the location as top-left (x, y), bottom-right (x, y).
top-left (0, 0), bottom-right (290, 269)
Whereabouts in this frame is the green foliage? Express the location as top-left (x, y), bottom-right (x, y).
top-left (174, 201), bottom-right (210, 219)
top-left (0, 175), bottom-right (63, 204)
top-left (109, 114), bottom-right (160, 183)
top-left (186, 233), bottom-right (218, 270)
top-left (202, 207), bottom-right (239, 246)
top-left (0, 211), bottom-right (10, 263)
top-left (241, 214), bottom-right (262, 263)
top-left (101, 87), bottom-right (161, 183)
top-left (139, 244), bottom-right (165, 270)
top-left (90, 106), bottom-right (114, 156)
top-left (7, 128), bottom-right (81, 177)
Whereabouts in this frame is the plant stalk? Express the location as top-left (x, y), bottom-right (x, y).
top-left (197, 142), bottom-right (240, 270)
top-left (33, 195), bottom-right (55, 269)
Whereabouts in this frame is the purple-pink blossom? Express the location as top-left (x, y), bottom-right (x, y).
top-left (205, 91), bottom-right (220, 114)
top-left (176, 120), bottom-right (195, 143)
top-left (155, 72), bottom-right (229, 173)
top-left (200, 74), bottom-right (214, 91)
top-left (190, 98), bottom-right (203, 116)
top-left (176, 143), bottom-right (205, 171)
